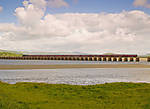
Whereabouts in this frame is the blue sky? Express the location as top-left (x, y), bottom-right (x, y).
top-left (0, 0), bottom-right (149, 23)
top-left (0, 0), bottom-right (150, 54)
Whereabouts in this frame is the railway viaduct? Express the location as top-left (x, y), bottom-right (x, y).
top-left (0, 55), bottom-right (150, 62)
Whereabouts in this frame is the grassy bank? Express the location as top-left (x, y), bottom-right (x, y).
top-left (0, 82), bottom-right (150, 109)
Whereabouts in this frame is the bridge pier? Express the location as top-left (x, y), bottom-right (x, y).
top-left (83, 57), bottom-right (87, 61)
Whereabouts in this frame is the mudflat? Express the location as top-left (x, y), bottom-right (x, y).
top-left (0, 64), bottom-right (150, 69)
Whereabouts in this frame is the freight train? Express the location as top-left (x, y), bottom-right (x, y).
top-left (22, 54), bottom-right (138, 57)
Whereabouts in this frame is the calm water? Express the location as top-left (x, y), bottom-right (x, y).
top-left (0, 60), bottom-right (150, 85)
top-left (0, 68), bottom-right (150, 85)
top-left (0, 59), bottom-right (150, 65)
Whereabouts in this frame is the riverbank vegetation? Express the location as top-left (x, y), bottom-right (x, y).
top-left (0, 82), bottom-right (150, 109)
top-left (0, 52), bottom-right (22, 57)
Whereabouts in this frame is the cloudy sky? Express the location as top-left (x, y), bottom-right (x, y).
top-left (0, 0), bottom-right (150, 54)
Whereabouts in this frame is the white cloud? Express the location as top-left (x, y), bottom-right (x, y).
top-left (0, 6), bottom-right (3, 12)
top-left (47, 0), bottom-right (69, 8)
top-left (133, 0), bottom-right (150, 8)
top-left (0, 0), bottom-right (150, 54)
top-left (15, 1), bottom-right (45, 26)
top-left (29, 0), bottom-right (47, 8)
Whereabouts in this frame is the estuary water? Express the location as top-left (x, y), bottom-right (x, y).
top-left (0, 68), bottom-right (150, 85)
top-left (0, 60), bottom-right (150, 85)
top-left (0, 59), bottom-right (150, 65)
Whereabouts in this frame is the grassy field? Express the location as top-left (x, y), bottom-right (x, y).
top-left (0, 82), bottom-right (150, 109)
top-left (0, 52), bottom-right (22, 57)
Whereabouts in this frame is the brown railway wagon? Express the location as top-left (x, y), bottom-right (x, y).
top-left (22, 54), bottom-right (138, 57)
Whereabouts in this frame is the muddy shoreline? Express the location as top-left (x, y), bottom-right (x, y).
top-left (0, 64), bottom-right (150, 70)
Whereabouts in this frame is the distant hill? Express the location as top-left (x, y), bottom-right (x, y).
top-left (22, 51), bottom-right (90, 55)
top-left (102, 53), bottom-right (116, 55)
top-left (0, 50), bottom-right (22, 57)
top-left (0, 49), bottom-right (91, 56)
top-left (0, 49), bottom-right (22, 54)
top-left (143, 53), bottom-right (150, 57)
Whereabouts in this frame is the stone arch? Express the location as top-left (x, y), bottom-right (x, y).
top-left (124, 58), bottom-right (128, 62)
top-left (98, 57), bottom-right (102, 61)
top-left (94, 57), bottom-right (97, 61)
top-left (68, 57), bottom-right (71, 60)
top-left (89, 57), bottom-right (92, 61)
top-left (85, 57), bottom-right (88, 61)
top-left (107, 57), bottom-right (112, 61)
top-left (50, 57), bottom-right (54, 60)
top-left (61, 57), bottom-right (64, 60)
top-left (148, 58), bottom-right (150, 62)
top-left (103, 57), bottom-right (106, 61)
top-left (54, 57), bottom-right (57, 60)
top-left (112, 57), bottom-right (117, 62)
top-left (129, 58), bottom-right (134, 62)
top-left (43, 57), bottom-right (47, 60)
top-left (135, 58), bottom-right (139, 62)
top-left (118, 58), bottom-right (122, 62)
top-left (77, 57), bottom-right (80, 61)
top-left (72, 57), bottom-right (75, 60)
top-left (65, 57), bottom-right (68, 60)
top-left (81, 57), bottom-right (84, 61)
top-left (57, 57), bottom-right (59, 60)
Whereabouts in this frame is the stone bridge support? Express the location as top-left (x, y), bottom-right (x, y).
top-left (97, 57), bottom-right (102, 61)
top-left (107, 57), bottom-right (112, 61)
top-left (117, 57), bottom-right (122, 62)
top-left (88, 57), bottom-right (92, 61)
top-left (102, 57), bottom-right (107, 61)
top-left (128, 57), bottom-right (134, 62)
top-left (112, 57), bottom-right (117, 62)
top-left (135, 58), bottom-right (139, 62)
top-left (123, 58), bottom-right (128, 62)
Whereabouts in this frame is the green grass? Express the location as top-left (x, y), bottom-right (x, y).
top-left (0, 82), bottom-right (150, 109)
top-left (0, 52), bottom-right (22, 57)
